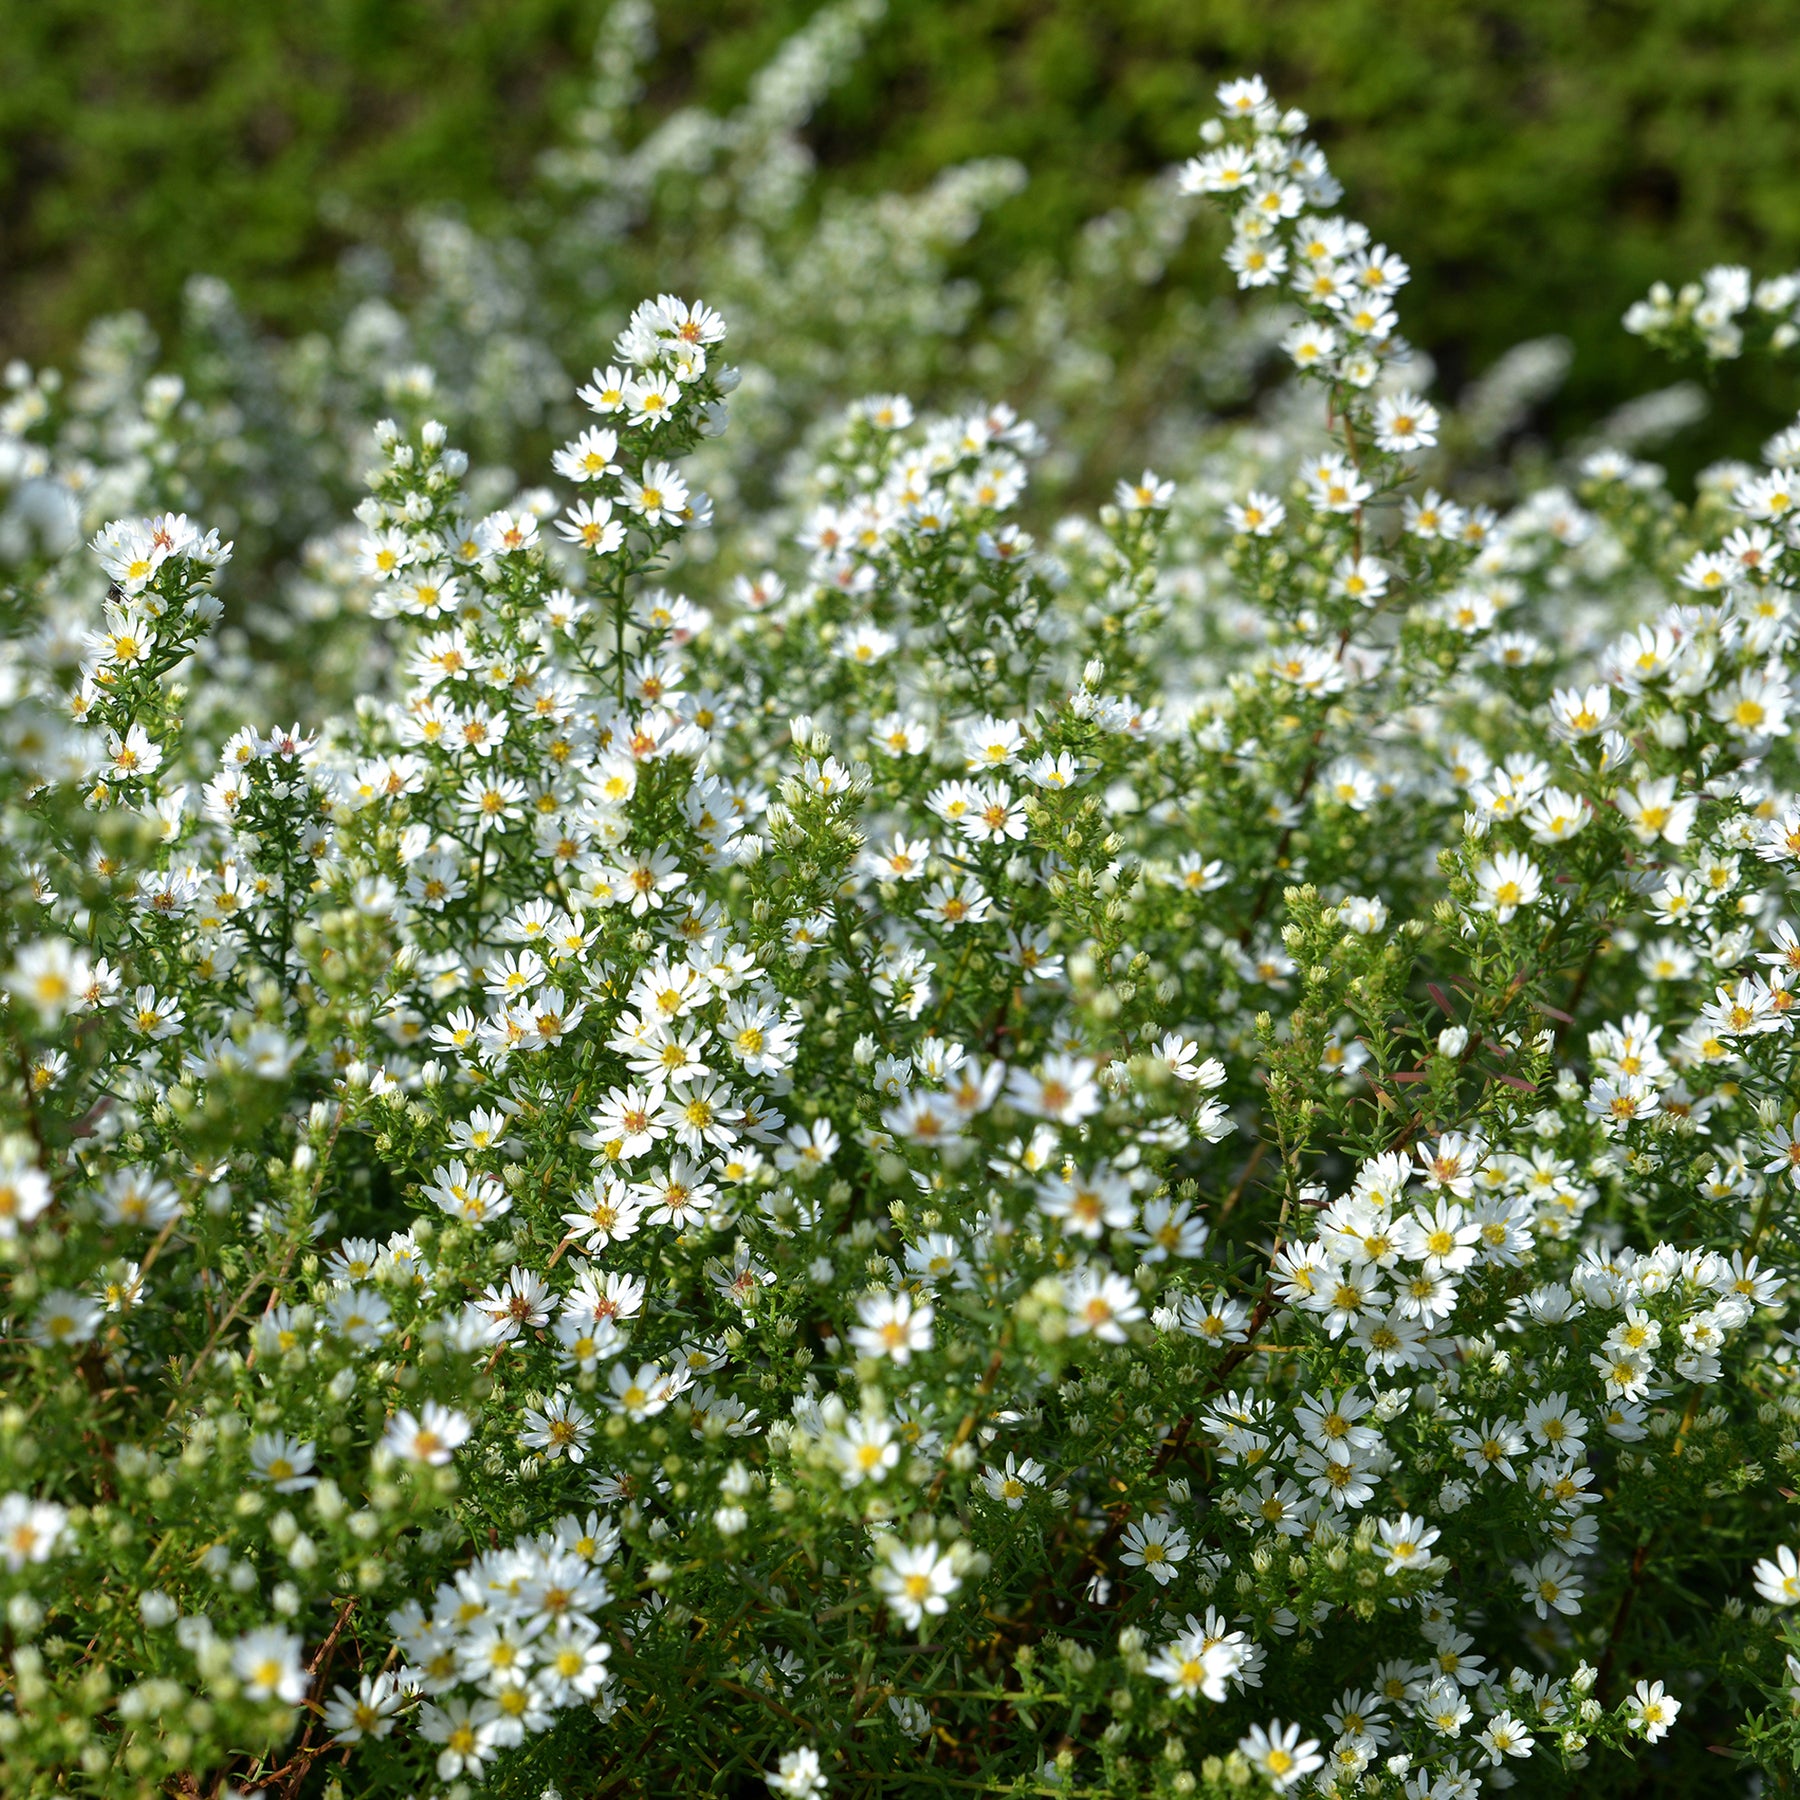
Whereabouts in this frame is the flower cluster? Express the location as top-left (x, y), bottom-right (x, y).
top-left (8, 59), bottom-right (1800, 1800)
top-left (1625, 264), bottom-right (1800, 363)
top-left (0, 0), bottom-right (1242, 704)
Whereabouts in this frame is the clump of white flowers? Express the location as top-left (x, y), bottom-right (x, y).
top-left (6, 61), bottom-right (1800, 1800)
top-left (1626, 263), bottom-right (1800, 363)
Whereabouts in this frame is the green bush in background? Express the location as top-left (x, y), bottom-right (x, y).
top-left (5, 0), bottom-right (1800, 466)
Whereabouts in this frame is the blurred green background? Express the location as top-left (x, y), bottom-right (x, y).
top-left (5, 0), bottom-right (1799, 454)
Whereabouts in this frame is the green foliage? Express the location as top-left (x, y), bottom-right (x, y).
top-left (0, 0), bottom-right (602, 355)
top-left (8, 0), bottom-right (1800, 470)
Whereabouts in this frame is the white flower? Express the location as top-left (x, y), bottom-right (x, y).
top-left (767, 1746), bottom-right (828, 1799)
top-left (1476, 1710), bottom-right (1534, 1764)
top-left (1116, 470), bottom-right (1174, 512)
top-left (552, 426), bottom-right (621, 482)
top-left (0, 1149), bottom-right (53, 1240)
top-left (1239, 1721), bottom-right (1324, 1792)
top-left (1549, 683), bottom-right (1611, 737)
top-left (557, 497), bottom-right (626, 555)
top-left (1227, 491), bottom-right (1286, 536)
top-left (621, 461), bottom-right (691, 527)
top-left (835, 1415), bottom-right (900, 1488)
top-left (1517, 1551), bottom-right (1584, 1618)
top-left (1424, 1677), bottom-right (1472, 1735)
top-left (1340, 894), bottom-right (1389, 934)
top-left (32, 1290), bottom-right (102, 1348)
top-left (520, 1394), bottom-right (595, 1463)
top-left (979, 1453), bottom-right (1046, 1510)
top-left (1473, 851), bottom-right (1542, 922)
top-left (138, 1590), bottom-right (178, 1627)
top-left (1373, 393), bottom-right (1440, 453)
top-left (106, 724), bottom-right (163, 779)
top-left (848, 1290), bottom-right (934, 1364)
top-left (249, 1431), bottom-right (318, 1493)
top-left (608, 1360), bottom-right (677, 1422)
top-left (1617, 775), bottom-right (1697, 845)
top-left (624, 372), bottom-right (682, 427)
top-left (1148, 1616), bottom-right (1249, 1700)
top-left (232, 1626), bottom-right (310, 1704)
top-left (1061, 1268), bottom-right (1144, 1342)
top-left (324, 1673), bottom-right (405, 1743)
top-left (1754, 1544), bottom-right (1800, 1605)
top-left (875, 1540), bottom-right (961, 1631)
top-left (1375, 1512), bottom-right (1439, 1574)
top-left (477, 509), bottom-right (539, 556)
top-left (127, 985), bottom-right (184, 1041)
top-left (1120, 1512), bottom-right (1191, 1585)
top-left (6, 940), bottom-right (93, 1024)
top-left (0, 1493), bottom-right (69, 1571)
top-left (1623, 1678), bottom-right (1680, 1743)
top-left (420, 1697), bottom-right (500, 1780)
top-left (1006, 1054), bottom-right (1099, 1124)
top-left (382, 1402), bottom-right (471, 1465)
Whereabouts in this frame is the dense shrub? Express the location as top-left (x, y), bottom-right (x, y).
top-left (6, 57), bottom-right (1800, 1800)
